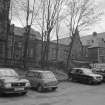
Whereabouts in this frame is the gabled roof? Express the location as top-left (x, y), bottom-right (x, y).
top-left (81, 32), bottom-right (105, 46)
top-left (53, 32), bottom-right (105, 46)
top-left (53, 37), bottom-right (71, 45)
top-left (88, 43), bottom-right (99, 48)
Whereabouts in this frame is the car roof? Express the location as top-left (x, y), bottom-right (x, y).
top-left (73, 68), bottom-right (91, 70)
top-left (28, 70), bottom-right (52, 73)
top-left (0, 68), bottom-right (14, 71)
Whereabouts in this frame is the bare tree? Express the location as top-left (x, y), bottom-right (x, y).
top-left (65, 0), bottom-right (104, 70)
top-left (55, 12), bottom-right (60, 63)
top-left (10, 0), bottom-right (41, 69)
top-left (37, 0), bottom-right (65, 68)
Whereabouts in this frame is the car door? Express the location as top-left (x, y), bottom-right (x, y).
top-left (77, 69), bottom-right (88, 83)
top-left (26, 71), bottom-right (35, 86)
top-left (71, 69), bottom-right (80, 81)
top-left (33, 72), bottom-right (40, 88)
top-left (74, 69), bottom-right (82, 81)
top-left (77, 69), bottom-right (85, 82)
top-left (70, 69), bottom-right (77, 80)
top-left (73, 69), bottom-right (85, 82)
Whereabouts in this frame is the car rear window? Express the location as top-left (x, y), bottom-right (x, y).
top-left (42, 72), bottom-right (56, 79)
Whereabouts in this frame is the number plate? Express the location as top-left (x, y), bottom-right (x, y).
top-left (14, 88), bottom-right (24, 91)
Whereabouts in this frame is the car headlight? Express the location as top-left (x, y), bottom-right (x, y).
top-left (94, 76), bottom-right (103, 80)
top-left (26, 82), bottom-right (30, 87)
top-left (4, 83), bottom-right (11, 88)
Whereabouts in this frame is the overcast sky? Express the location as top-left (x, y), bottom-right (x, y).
top-left (92, 0), bottom-right (105, 34)
top-left (12, 0), bottom-right (105, 39)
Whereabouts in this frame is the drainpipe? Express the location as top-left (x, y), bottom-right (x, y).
top-left (98, 47), bottom-right (100, 63)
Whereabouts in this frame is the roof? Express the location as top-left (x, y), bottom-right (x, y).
top-left (14, 26), bottom-right (41, 40)
top-left (73, 68), bottom-right (91, 70)
top-left (81, 32), bottom-right (105, 46)
top-left (53, 37), bottom-right (71, 45)
top-left (0, 68), bottom-right (13, 70)
top-left (72, 60), bottom-right (90, 64)
top-left (88, 43), bottom-right (99, 48)
top-left (29, 70), bottom-right (51, 73)
top-left (53, 32), bottom-right (105, 47)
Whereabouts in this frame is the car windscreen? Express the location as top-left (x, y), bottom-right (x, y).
top-left (0, 69), bottom-right (18, 77)
top-left (42, 72), bottom-right (56, 79)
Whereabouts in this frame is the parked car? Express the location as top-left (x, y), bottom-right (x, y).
top-left (68, 68), bottom-right (103, 84)
top-left (92, 68), bottom-right (105, 82)
top-left (25, 70), bottom-right (58, 92)
top-left (0, 68), bottom-right (30, 95)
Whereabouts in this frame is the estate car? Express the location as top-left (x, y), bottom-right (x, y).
top-left (26, 70), bottom-right (58, 92)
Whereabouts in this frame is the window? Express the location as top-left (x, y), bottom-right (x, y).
top-left (87, 40), bottom-right (91, 45)
top-left (71, 69), bottom-right (77, 73)
top-left (0, 42), bottom-right (5, 58)
top-left (34, 72), bottom-right (39, 78)
top-left (28, 48), bottom-right (34, 58)
top-left (75, 69), bottom-right (83, 74)
top-left (8, 36), bottom-right (12, 46)
top-left (8, 47), bottom-right (12, 58)
top-left (51, 48), bottom-right (56, 59)
top-left (27, 72), bottom-right (34, 77)
top-left (92, 40), bottom-right (94, 43)
top-left (64, 49), bottom-right (68, 60)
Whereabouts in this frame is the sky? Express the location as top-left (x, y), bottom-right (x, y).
top-left (12, 0), bottom-right (105, 39)
top-left (91, 0), bottom-right (105, 33)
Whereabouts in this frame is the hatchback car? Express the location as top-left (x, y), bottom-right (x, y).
top-left (26, 70), bottom-right (58, 92)
top-left (0, 68), bottom-right (30, 95)
top-left (68, 68), bottom-right (103, 84)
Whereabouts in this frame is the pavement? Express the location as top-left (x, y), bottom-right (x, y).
top-left (0, 82), bottom-right (105, 105)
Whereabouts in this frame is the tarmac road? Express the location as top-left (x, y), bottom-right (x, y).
top-left (0, 82), bottom-right (105, 105)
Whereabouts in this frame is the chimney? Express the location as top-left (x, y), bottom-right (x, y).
top-left (92, 32), bottom-right (97, 37)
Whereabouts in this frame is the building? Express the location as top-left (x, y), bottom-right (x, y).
top-left (1, 25), bottom-right (104, 68)
top-left (0, 26), bottom-right (41, 67)
top-left (81, 32), bottom-right (105, 63)
top-left (0, 26), bottom-right (70, 68)
top-left (58, 32), bottom-right (105, 63)
top-left (0, 25), bottom-right (83, 68)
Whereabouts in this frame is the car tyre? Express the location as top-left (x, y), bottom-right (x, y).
top-left (52, 87), bottom-right (57, 91)
top-left (37, 85), bottom-right (43, 92)
top-left (0, 92), bottom-right (3, 96)
top-left (21, 92), bottom-right (27, 95)
top-left (69, 76), bottom-right (73, 81)
top-left (88, 79), bottom-right (93, 85)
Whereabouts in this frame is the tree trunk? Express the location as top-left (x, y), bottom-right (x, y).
top-left (23, 25), bottom-right (30, 69)
top-left (41, 31), bottom-right (44, 68)
top-left (56, 33), bottom-right (59, 64)
top-left (66, 36), bottom-right (74, 71)
top-left (0, 0), bottom-right (11, 65)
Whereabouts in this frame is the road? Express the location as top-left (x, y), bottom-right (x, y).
top-left (0, 82), bottom-right (105, 105)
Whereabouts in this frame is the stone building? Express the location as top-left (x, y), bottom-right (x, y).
top-left (0, 26), bottom-right (69, 68)
top-left (81, 32), bottom-right (105, 63)
top-left (56, 32), bottom-right (105, 64)
top-left (2, 25), bottom-right (104, 68)
top-left (0, 24), bottom-right (84, 68)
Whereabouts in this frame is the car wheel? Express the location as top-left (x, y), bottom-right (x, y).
top-left (0, 92), bottom-right (3, 96)
top-left (52, 87), bottom-right (57, 91)
top-left (37, 85), bottom-right (43, 92)
top-left (88, 79), bottom-right (93, 85)
top-left (69, 76), bottom-right (73, 81)
top-left (21, 92), bottom-right (27, 95)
